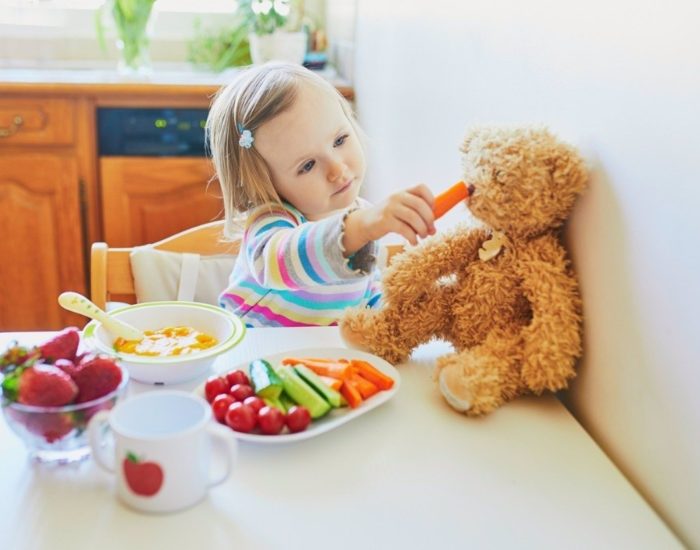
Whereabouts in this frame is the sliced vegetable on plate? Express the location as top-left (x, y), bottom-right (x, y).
top-left (195, 348), bottom-right (400, 443)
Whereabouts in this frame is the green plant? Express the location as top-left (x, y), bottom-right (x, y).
top-left (188, 17), bottom-right (252, 72)
top-left (238, 0), bottom-right (291, 36)
top-left (96, 0), bottom-right (157, 71)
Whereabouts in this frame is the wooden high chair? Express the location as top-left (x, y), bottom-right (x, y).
top-left (90, 220), bottom-right (240, 310)
top-left (90, 220), bottom-right (406, 311)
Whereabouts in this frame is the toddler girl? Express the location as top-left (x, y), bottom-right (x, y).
top-left (207, 62), bottom-right (435, 327)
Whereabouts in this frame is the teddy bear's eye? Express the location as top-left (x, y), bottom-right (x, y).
top-left (493, 170), bottom-right (506, 184)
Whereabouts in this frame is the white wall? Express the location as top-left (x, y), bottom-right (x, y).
top-left (353, 1), bottom-right (700, 546)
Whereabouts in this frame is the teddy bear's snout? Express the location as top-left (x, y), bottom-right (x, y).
top-left (467, 183), bottom-right (476, 197)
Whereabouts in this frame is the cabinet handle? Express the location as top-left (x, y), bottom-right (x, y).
top-left (0, 115), bottom-right (24, 138)
top-left (78, 178), bottom-right (90, 288)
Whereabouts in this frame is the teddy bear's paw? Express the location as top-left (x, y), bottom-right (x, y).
top-left (339, 322), bottom-right (371, 352)
top-left (438, 365), bottom-right (473, 413)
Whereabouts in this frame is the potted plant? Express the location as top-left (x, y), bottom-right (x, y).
top-left (238, 0), bottom-right (307, 65)
top-left (96, 0), bottom-right (157, 75)
top-left (187, 16), bottom-right (252, 72)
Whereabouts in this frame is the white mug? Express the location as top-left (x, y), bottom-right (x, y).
top-left (88, 390), bottom-right (237, 513)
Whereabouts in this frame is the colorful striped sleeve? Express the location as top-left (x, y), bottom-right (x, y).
top-left (243, 203), bottom-right (378, 291)
top-left (365, 267), bottom-right (383, 308)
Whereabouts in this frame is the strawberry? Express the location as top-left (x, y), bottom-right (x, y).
top-left (18, 364), bottom-right (79, 406)
top-left (75, 352), bottom-right (97, 366)
top-left (54, 358), bottom-right (81, 379)
top-left (1, 342), bottom-right (39, 373)
top-left (1, 342), bottom-right (41, 401)
top-left (72, 356), bottom-right (123, 403)
top-left (39, 327), bottom-right (80, 363)
top-left (25, 412), bottom-right (75, 443)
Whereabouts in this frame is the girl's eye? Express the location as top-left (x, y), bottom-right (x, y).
top-left (299, 160), bottom-right (315, 174)
top-left (334, 134), bottom-right (349, 147)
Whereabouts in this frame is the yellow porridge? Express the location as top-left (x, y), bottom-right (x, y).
top-left (114, 326), bottom-right (218, 357)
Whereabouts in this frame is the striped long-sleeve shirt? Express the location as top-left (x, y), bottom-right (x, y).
top-left (219, 199), bottom-right (382, 327)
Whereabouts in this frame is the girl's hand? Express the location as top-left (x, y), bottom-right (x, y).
top-left (343, 184), bottom-right (435, 255)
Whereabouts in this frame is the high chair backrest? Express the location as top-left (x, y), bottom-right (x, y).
top-left (90, 221), bottom-right (240, 310)
top-left (91, 222), bottom-right (406, 311)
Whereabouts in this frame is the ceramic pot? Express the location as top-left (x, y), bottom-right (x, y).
top-left (248, 30), bottom-right (307, 65)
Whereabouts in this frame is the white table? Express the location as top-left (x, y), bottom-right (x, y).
top-left (0, 328), bottom-right (680, 549)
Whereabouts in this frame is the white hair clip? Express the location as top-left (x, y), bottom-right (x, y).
top-left (238, 123), bottom-right (254, 149)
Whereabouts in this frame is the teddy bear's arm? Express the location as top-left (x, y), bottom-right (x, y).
top-left (381, 226), bottom-right (487, 302)
top-left (516, 235), bottom-right (583, 393)
top-left (339, 227), bottom-right (487, 364)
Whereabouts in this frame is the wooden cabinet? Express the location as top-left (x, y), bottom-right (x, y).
top-left (0, 155), bottom-right (84, 330)
top-left (0, 76), bottom-right (353, 330)
top-left (100, 156), bottom-right (222, 247)
top-left (0, 89), bottom-right (224, 330)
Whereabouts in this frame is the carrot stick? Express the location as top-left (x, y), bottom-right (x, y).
top-left (433, 180), bottom-right (470, 219)
top-left (282, 357), bottom-right (346, 367)
top-left (350, 359), bottom-right (395, 390)
top-left (289, 357), bottom-right (350, 364)
top-left (340, 379), bottom-right (363, 409)
top-left (347, 373), bottom-right (379, 399)
top-left (319, 375), bottom-right (343, 391)
top-left (281, 358), bottom-right (353, 379)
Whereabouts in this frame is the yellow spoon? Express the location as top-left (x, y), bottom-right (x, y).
top-left (58, 291), bottom-right (144, 341)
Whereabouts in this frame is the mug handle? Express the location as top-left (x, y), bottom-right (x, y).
top-left (88, 410), bottom-right (115, 473)
top-left (207, 423), bottom-right (238, 488)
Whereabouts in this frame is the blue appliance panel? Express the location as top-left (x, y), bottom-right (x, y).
top-left (97, 107), bottom-right (209, 157)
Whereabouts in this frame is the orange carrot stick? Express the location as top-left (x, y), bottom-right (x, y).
top-left (433, 180), bottom-right (471, 219)
top-left (340, 379), bottom-right (363, 409)
top-left (292, 357), bottom-right (350, 364)
top-left (281, 358), bottom-right (353, 379)
top-left (319, 375), bottom-right (343, 391)
top-left (282, 357), bottom-right (347, 367)
top-left (347, 373), bottom-right (379, 399)
top-left (350, 360), bottom-right (395, 390)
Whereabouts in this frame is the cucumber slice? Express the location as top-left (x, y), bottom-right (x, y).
top-left (277, 366), bottom-right (331, 419)
top-left (263, 392), bottom-right (296, 413)
top-left (279, 391), bottom-right (296, 412)
top-left (293, 364), bottom-right (344, 408)
top-left (249, 359), bottom-right (284, 399)
top-left (263, 395), bottom-right (286, 413)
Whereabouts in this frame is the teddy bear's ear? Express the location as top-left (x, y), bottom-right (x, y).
top-left (460, 126), bottom-right (485, 155)
top-left (550, 144), bottom-right (589, 199)
top-left (459, 134), bottom-right (473, 155)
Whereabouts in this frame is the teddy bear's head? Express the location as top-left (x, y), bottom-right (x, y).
top-left (461, 126), bottom-right (588, 238)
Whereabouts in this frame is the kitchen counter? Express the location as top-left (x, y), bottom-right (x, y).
top-left (0, 65), bottom-right (354, 99)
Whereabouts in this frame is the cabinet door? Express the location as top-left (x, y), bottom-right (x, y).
top-left (0, 154), bottom-right (86, 330)
top-left (100, 157), bottom-right (223, 247)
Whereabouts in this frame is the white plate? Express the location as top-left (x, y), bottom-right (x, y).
top-left (194, 347), bottom-right (400, 444)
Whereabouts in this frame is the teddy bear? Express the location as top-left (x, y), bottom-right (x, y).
top-left (340, 126), bottom-right (588, 416)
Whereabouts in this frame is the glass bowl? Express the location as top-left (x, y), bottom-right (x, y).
top-left (1, 365), bottom-right (129, 464)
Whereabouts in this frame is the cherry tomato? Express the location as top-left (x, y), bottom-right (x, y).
top-left (225, 369), bottom-right (250, 387)
top-left (204, 376), bottom-right (229, 402)
top-left (225, 402), bottom-right (257, 433)
top-left (285, 406), bottom-right (311, 433)
top-left (229, 383), bottom-right (254, 402)
top-left (211, 394), bottom-right (235, 423)
top-left (243, 395), bottom-right (265, 414)
top-left (257, 405), bottom-right (285, 435)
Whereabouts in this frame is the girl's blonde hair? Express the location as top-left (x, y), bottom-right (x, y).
top-left (206, 61), bottom-right (360, 239)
